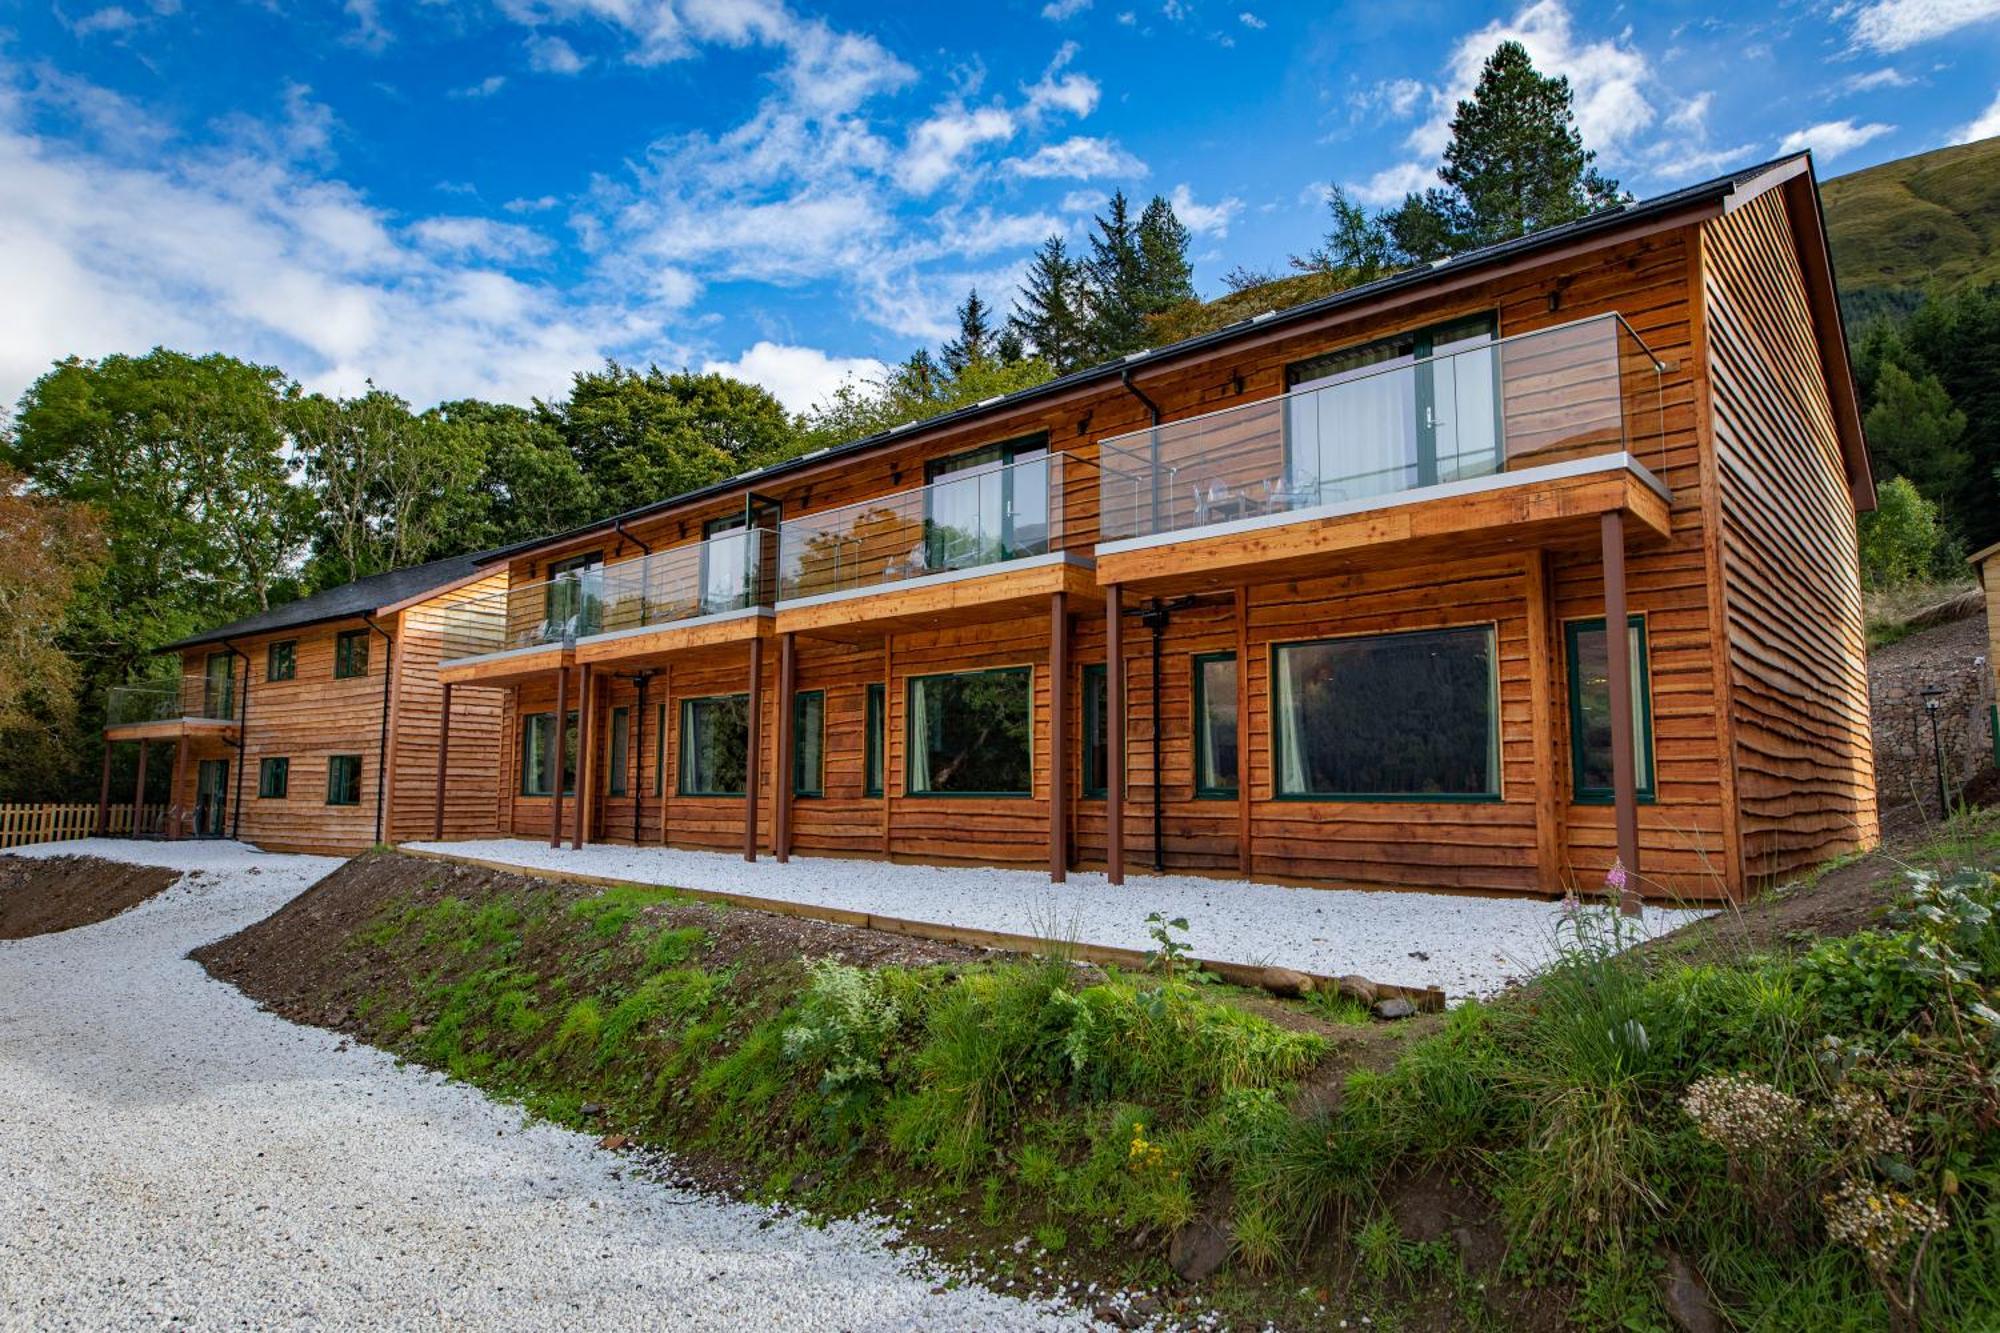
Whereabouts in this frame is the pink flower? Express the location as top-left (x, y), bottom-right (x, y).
top-left (1605, 859), bottom-right (1628, 894)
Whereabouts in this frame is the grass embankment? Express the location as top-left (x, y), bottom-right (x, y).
top-left (202, 822), bottom-right (2000, 1330)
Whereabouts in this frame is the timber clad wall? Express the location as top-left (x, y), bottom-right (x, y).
top-left (388, 575), bottom-right (508, 843)
top-left (1701, 189), bottom-right (1877, 882)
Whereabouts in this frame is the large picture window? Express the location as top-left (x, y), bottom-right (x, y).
top-left (680, 694), bottom-right (750, 796)
top-left (907, 667), bottom-right (1032, 797)
top-left (520, 711), bottom-right (579, 797)
top-left (864, 683), bottom-right (885, 797)
top-left (1193, 653), bottom-right (1238, 798)
top-left (793, 690), bottom-right (825, 796)
top-left (1566, 616), bottom-right (1655, 803)
top-left (1271, 625), bottom-right (1498, 800)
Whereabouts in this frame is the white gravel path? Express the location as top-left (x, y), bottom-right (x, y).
top-left (0, 838), bottom-right (1096, 1332)
top-left (409, 839), bottom-right (1711, 998)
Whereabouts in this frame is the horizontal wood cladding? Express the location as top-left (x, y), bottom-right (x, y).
top-left (1702, 188), bottom-right (1877, 883)
top-left (388, 574), bottom-right (508, 843)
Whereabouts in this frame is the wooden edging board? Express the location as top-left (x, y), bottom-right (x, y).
top-left (398, 846), bottom-right (1449, 1013)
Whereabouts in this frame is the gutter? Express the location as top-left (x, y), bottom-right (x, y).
top-left (363, 613), bottom-right (396, 846)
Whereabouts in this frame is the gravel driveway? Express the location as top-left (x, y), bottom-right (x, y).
top-left (0, 839), bottom-right (1092, 1332)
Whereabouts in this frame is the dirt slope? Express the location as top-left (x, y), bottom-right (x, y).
top-left (0, 854), bottom-right (181, 939)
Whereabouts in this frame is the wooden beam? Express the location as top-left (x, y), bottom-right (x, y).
top-left (1106, 583), bottom-right (1125, 886)
top-left (744, 636), bottom-right (762, 863)
top-left (1602, 511), bottom-right (1641, 912)
top-left (1049, 591), bottom-right (1068, 882)
top-left (97, 741), bottom-right (113, 838)
top-left (549, 666), bottom-right (567, 850)
top-left (775, 631), bottom-right (796, 863)
top-left (132, 739), bottom-right (148, 839)
top-left (1234, 585), bottom-right (1252, 877)
top-left (659, 664), bottom-right (673, 846)
top-left (573, 663), bottom-right (594, 850)
top-left (435, 681), bottom-right (452, 840)
top-left (166, 738), bottom-right (187, 841)
top-left (880, 635), bottom-right (894, 858)
top-left (1522, 552), bottom-right (1566, 891)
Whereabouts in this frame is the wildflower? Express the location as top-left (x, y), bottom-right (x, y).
top-left (1683, 1074), bottom-right (1806, 1155)
top-left (1605, 858), bottom-right (1628, 895)
top-left (1823, 1179), bottom-right (1947, 1270)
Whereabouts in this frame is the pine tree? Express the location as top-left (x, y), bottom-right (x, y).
top-left (941, 289), bottom-right (995, 375)
top-left (1291, 185), bottom-right (1396, 279)
top-left (1135, 194), bottom-right (1195, 314)
top-left (1083, 190), bottom-right (1149, 360)
top-left (1010, 235), bottom-right (1091, 373)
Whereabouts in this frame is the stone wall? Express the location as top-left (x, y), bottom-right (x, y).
top-left (1869, 613), bottom-right (1997, 829)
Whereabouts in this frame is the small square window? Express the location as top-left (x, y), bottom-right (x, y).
top-left (267, 640), bottom-right (296, 682)
top-left (326, 755), bottom-right (362, 806)
top-left (334, 630), bottom-right (370, 679)
top-left (258, 757), bottom-right (289, 799)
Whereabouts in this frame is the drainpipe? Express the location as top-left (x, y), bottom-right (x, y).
top-left (1119, 368), bottom-right (1163, 535)
top-left (1134, 595), bottom-right (1202, 873)
top-left (363, 613), bottom-right (396, 846)
top-left (223, 636), bottom-right (252, 840)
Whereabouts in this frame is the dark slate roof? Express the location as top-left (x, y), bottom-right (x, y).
top-left (477, 153), bottom-right (1812, 566)
top-left (159, 550), bottom-right (492, 652)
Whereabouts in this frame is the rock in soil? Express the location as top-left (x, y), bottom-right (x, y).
top-left (1373, 997), bottom-right (1418, 1020)
top-left (1167, 1214), bottom-right (1230, 1282)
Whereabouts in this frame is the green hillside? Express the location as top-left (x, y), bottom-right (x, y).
top-left (1822, 134), bottom-right (2000, 322)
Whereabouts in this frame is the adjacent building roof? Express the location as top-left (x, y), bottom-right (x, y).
top-left (479, 151), bottom-right (1867, 566)
top-left (159, 550), bottom-right (494, 652)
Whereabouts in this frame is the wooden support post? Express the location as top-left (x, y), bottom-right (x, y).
top-left (573, 664), bottom-right (594, 851)
top-left (1049, 591), bottom-right (1068, 883)
top-left (166, 739), bottom-right (187, 842)
top-left (1523, 552), bottom-right (1566, 892)
top-left (132, 740), bottom-right (149, 838)
top-left (97, 741), bottom-right (114, 838)
top-left (434, 682), bottom-right (453, 840)
top-left (774, 632), bottom-right (796, 863)
top-left (1234, 586), bottom-right (1252, 878)
top-left (1106, 583), bottom-right (1125, 886)
top-left (660, 665), bottom-right (673, 847)
top-left (1602, 511), bottom-right (1642, 913)
top-left (549, 667), bottom-right (568, 849)
top-left (879, 637), bottom-right (893, 858)
top-left (744, 636), bottom-right (763, 863)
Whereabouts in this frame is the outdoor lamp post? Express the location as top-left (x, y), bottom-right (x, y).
top-left (1921, 684), bottom-right (1949, 818)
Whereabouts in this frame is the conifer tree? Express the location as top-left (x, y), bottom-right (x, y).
top-left (1135, 194), bottom-right (1195, 313)
top-left (1010, 234), bottom-right (1091, 373)
top-left (1083, 190), bottom-right (1149, 359)
top-left (941, 289), bottom-right (995, 375)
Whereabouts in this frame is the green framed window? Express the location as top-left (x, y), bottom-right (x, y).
top-left (1193, 653), bottom-right (1239, 798)
top-left (257, 756), bottom-right (289, 799)
top-left (680, 694), bottom-right (750, 797)
top-left (655, 703), bottom-right (668, 797)
top-left (864, 683), bottom-right (885, 797)
top-left (908, 667), bottom-right (1032, 797)
top-left (266, 640), bottom-right (296, 683)
top-left (1082, 663), bottom-right (1107, 798)
top-left (607, 707), bottom-right (630, 797)
top-left (520, 711), bottom-right (579, 797)
top-left (325, 754), bottom-right (362, 806)
top-left (333, 629), bottom-right (370, 679)
top-left (794, 690), bottom-right (825, 797)
top-left (1271, 624), bottom-right (1499, 801)
top-left (1565, 615), bottom-right (1656, 804)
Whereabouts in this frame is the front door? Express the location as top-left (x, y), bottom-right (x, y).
top-left (194, 759), bottom-right (228, 838)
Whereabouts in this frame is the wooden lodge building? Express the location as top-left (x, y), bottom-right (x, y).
top-left (111, 154), bottom-right (1879, 901)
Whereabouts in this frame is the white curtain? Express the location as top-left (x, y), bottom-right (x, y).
top-left (909, 679), bottom-right (931, 792)
top-left (1274, 649), bottom-right (1309, 795)
top-left (1290, 364), bottom-right (1418, 504)
top-left (1432, 344), bottom-right (1500, 481)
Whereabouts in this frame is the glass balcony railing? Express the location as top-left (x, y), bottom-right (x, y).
top-left (776, 451), bottom-right (1070, 603)
top-left (438, 531), bottom-right (769, 664)
top-left (1096, 313), bottom-right (1666, 545)
top-left (106, 674), bottom-right (239, 726)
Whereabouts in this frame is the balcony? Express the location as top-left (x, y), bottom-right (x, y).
top-left (104, 675), bottom-right (241, 739)
top-left (1093, 313), bottom-right (1672, 589)
top-left (772, 451), bottom-right (1098, 638)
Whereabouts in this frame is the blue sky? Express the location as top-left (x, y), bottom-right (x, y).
top-left (3, 0), bottom-right (1997, 414)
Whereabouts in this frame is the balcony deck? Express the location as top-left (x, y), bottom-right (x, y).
top-left (103, 679), bottom-right (243, 742)
top-left (775, 552), bottom-right (1100, 640)
top-left (573, 604), bottom-right (773, 666)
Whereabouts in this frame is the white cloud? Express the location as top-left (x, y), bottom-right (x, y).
top-left (1024, 42), bottom-right (1099, 120)
top-left (1351, 76), bottom-right (1427, 121)
top-left (1646, 142), bottom-right (1761, 180)
top-left (701, 341), bottom-right (887, 413)
top-left (526, 34), bottom-right (589, 74)
top-left (1955, 88), bottom-right (2000, 143)
top-left (66, 6), bottom-right (139, 36)
top-left (452, 74), bottom-right (508, 98)
top-left (1238, 11), bottom-right (1266, 29)
top-left (1666, 92), bottom-right (1710, 133)
top-left (505, 194), bottom-right (560, 214)
top-left (1849, 0), bottom-right (2000, 53)
top-left (1041, 0), bottom-right (1091, 18)
top-left (1006, 135), bottom-right (1146, 179)
top-left (409, 216), bottom-right (555, 262)
top-left (1347, 159), bottom-right (1434, 206)
top-left (1168, 183), bottom-right (1241, 237)
top-left (1844, 67), bottom-right (1913, 92)
top-left (896, 103), bottom-right (1015, 194)
top-left (343, 0), bottom-right (391, 52)
top-left (1777, 118), bottom-right (1895, 160)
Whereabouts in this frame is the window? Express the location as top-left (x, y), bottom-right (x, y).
top-left (907, 667), bottom-right (1032, 797)
top-left (654, 703), bottom-right (668, 797)
top-left (1193, 653), bottom-right (1239, 798)
top-left (923, 435), bottom-right (1051, 571)
top-left (680, 694), bottom-right (750, 796)
top-left (545, 552), bottom-right (604, 639)
top-left (700, 511), bottom-right (768, 614)
top-left (326, 755), bottom-right (362, 806)
top-left (1082, 663), bottom-right (1107, 798)
top-left (203, 652), bottom-right (236, 719)
top-left (267, 640), bottom-right (296, 682)
top-left (1271, 625), bottom-right (1498, 800)
top-left (257, 757), bottom-right (289, 799)
top-left (607, 707), bottom-right (630, 797)
top-left (520, 711), bottom-right (579, 797)
top-left (334, 629), bottom-right (370, 679)
top-left (793, 690), bottom-right (825, 796)
top-left (863, 683), bottom-right (885, 797)
top-left (1566, 616), bottom-right (1655, 803)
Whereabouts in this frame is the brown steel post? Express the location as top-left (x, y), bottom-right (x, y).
top-left (1602, 511), bottom-right (1642, 913)
top-left (166, 739), bottom-right (187, 841)
top-left (1106, 584), bottom-right (1125, 886)
top-left (744, 637), bottom-right (763, 862)
top-left (573, 663), bottom-right (594, 850)
top-left (549, 667), bottom-right (568, 849)
top-left (775, 632), bottom-right (795, 863)
top-left (434, 682), bottom-right (452, 840)
top-left (1235, 586), bottom-right (1253, 877)
top-left (132, 740), bottom-right (149, 839)
top-left (1049, 591), bottom-right (1068, 882)
top-left (97, 741), bottom-right (113, 837)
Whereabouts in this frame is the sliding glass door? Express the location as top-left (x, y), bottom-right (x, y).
top-left (923, 435), bottom-right (1049, 572)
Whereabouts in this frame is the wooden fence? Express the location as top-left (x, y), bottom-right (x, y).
top-left (0, 803), bottom-right (165, 850)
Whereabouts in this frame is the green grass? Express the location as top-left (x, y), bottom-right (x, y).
top-left (1823, 136), bottom-right (2000, 316)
